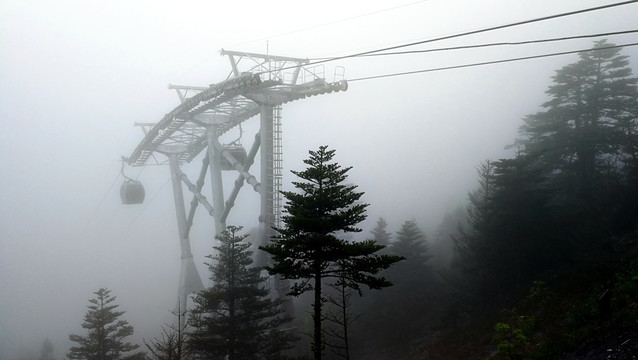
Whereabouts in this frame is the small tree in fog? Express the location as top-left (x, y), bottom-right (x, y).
top-left (372, 219), bottom-right (438, 344)
top-left (188, 226), bottom-right (296, 360)
top-left (369, 217), bottom-right (391, 248)
top-left (144, 306), bottom-right (190, 360)
top-left (388, 219), bottom-right (435, 293)
top-left (39, 338), bottom-right (55, 360)
top-left (260, 146), bottom-right (403, 360)
top-left (323, 277), bottom-right (361, 360)
top-left (68, 288), bottom-right (143, 360)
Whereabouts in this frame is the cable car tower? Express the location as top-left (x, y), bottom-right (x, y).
top-left (121, 50), bottom-right (347, 316)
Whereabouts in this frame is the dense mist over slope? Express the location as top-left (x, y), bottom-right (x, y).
top-left (1, 1), bottom-right (637, 358)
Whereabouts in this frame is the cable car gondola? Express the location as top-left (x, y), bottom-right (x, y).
top-left (220, 145), bottom-right (247, 171)
top-left (120, 179), bottom-right (145, 205)
top-left (120, 161), bottom-right (145, 205)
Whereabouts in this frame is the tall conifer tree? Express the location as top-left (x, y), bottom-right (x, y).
top-left (517, 40), bottom-right (638, 237)
top-left (368, 220), bottom-right (436, 348)
top-left (261, 146), bottom-right (402, 360)
top-left (188, 226), bottom-right (295, 360)
top-left (454, 41), bottom-right (638, 298)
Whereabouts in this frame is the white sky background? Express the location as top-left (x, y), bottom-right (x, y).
top-left (1, 0), bottom-right (637, 358)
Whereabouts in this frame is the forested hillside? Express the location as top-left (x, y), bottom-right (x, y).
top-left (348, 40), bottom-right (638, 359)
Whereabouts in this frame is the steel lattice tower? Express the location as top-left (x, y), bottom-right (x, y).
top-left (121, 50), bottom-right (347, 318)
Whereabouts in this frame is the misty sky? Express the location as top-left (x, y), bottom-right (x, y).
top-left (1, 0), bottom-right (637, 358)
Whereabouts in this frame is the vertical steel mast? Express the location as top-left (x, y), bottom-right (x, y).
top-left (121, 50), bottom-right (348, 317)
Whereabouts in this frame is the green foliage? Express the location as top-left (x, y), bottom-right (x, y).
top-left (491, 281), bottom-right (568, 360)
top-left (561, 261), bottom-right (638, 349)
top-left (68, 288), bottom-right (142, 360)
top-left (189, 226), bottom-right (296, 360)
top-left (262, 146), bottom-right (384, 294)
top-left (488, 264), bottom-right (638, 360)
top-left (563, 293), bottom-right (599, 346)
top-left (493, 322), bottom-right (531, 360)
top-left (260, 146), bottom-right (402, 359)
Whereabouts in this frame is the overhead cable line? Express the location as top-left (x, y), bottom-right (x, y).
top-left (310, 29), bottom-right (638, 59)
top-left (347, 42), bottom-right (638, 82)
top-left (80, 172), bottom-right (122, 237)
top-left (254, 0), bottom-right (638, 76)
top-left (177, 1), bottom-right (431, 80)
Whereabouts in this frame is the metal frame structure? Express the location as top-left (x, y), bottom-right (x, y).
top-left (122, 50), bottom-right (347, 317)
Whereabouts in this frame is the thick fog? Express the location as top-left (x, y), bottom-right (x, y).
top-left (1, 0), bottom-right (637, 358)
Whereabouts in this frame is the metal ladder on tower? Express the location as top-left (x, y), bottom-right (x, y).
top-left (271, 105), bottom-right (283, 229)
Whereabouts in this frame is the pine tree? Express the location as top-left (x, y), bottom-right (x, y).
top-left (39, 338), bottom-right (55, 360)
top-left (450, 160), bottom-right (497, 297)
top-left (188, 226), bottom-right (296, 360)
top-left (390, 219), bottom-right (432, 276)
top-left (68, 288), bottom-right (142, 360)
top-left (453, 156), bottom-right (562, 294)
top-left (487, 156), bottom-right (560, 286)
top-left (378, 219), bottom-right (438, 345)
top-left (368, 217), bottom-right (391, 248)
top-left (431, 207), bottom-right (466, 270)
top-left (452, 42), bottom-right (638, 297)
top-left (517, 40), bottom-right (638, 238)
top-left (260, 146), bottom-right (403, 360)
top-left (453, 160), bottom-right (495, 266)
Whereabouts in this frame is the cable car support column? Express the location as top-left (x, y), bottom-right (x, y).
top-left (168, 154), bottom-right (204, 323)
top-left (260, 103), bottom-right (292, 315)
top-left (207, 127), bottom-right (227, 237)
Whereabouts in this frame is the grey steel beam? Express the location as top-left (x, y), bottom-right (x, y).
top-left (206, 127), bottom-right (226, 237)
top-left (168, 154), bottom-right (204, 326)
top-left (221, 132), bottom-right (261, 223)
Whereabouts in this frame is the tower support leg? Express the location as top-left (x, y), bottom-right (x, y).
top-left (169, 154), bottom-right (204, 327)
top-left (207, 127), bottom-right (227, 236)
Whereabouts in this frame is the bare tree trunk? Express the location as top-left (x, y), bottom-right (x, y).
top-left (314, 271), bottom-right (322, 360)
